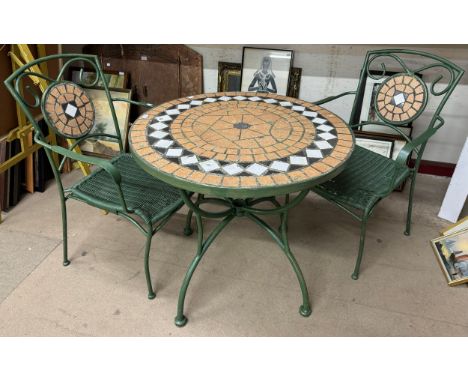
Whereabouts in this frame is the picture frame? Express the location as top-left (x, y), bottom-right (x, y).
top-left (355, 133), bottom-right (394, 158)
top-left (358, 70), bottom-right (418, 138)
top-left (441, 216), bottom-right (468, 236)
top-left (240, 47), bottom-right (293, 96)
top-left (79, 87), bottom-right (132, 158)
top-left (217, 62), bottom-right (242, 92)
top-left (70, 67), bottom-right (129, 89)
top-left (219, 61), bottom-right (302, 98)
top-left (431, 229), bottom-right (468, 286)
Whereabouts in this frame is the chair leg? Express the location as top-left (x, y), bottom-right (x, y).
top-left (351, 216), bottom-right (368, 280)
top-left (60, 196), bottom-right (70, 267)
top-left (404, 173), bottom-right (417, 236)
top-left (183, 209), bottom-right (194, 236)
top-left (144, 228), bottom-right (156, 300)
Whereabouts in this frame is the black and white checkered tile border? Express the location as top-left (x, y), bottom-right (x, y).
top-left (145, 95), bottom-right (338, 176)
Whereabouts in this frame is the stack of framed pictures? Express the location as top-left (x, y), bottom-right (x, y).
top-left (431, 217), bottom-right (468, 287)
top-left (67, 67), bottom-right (132, 158)
top-left (217, 47), bottom-right (302, 98)
top-left (354, 69), bottom-right (420, 191)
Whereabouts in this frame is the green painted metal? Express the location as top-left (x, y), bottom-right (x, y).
top-left (4, 53), bottom-right (184, 299)
top-left (174, 189), bottom-right (311, 327)
top-left (311, 49), bottom-right (464, 279)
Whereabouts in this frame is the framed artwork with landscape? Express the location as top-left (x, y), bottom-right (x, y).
top-left (240, 47), bottom-right (293, 96)
top-left (79, 87), bottom-right (132, 158)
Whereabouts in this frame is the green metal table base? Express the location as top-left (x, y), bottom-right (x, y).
top-left (175, 190), bottom-right (312, 327)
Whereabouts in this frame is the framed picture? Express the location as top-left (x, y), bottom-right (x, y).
top-left (431, 229), bottom-right (468, 286)
top-left (218, 62), bottom-right (242, 92)
top-left (240, 47), bottom-right (293, 95)
top-left (441, 216), bottom-right (468, 236)
top-left (79, 87), bottom-right (132, 158)
top-left (220, 61), bottom-right (301, 98)
top-left (355, 133), bottom-right (394, 158)
top-left (358, 70), bottom-right (417, 138)
top-left (70, 67), bottom-right (128, 89)
top-left (286, 67), bottom-right (302, 98)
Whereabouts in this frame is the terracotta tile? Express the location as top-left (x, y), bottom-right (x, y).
top-left (161, 162), bottom-right (179, 174)
top-left (240, 176), bottom-right (257, 188)
top-left (271, 173), bottom-right (290, 185)
top-left (174, 167), bottom-right (193, 179)
top-left (222, 177), bottom-right (240, 188)
top-left (257, 175), bottom-right (275, 186)
top-left (288, 170), bottom-right (308, 181)
top-left (303, 166), bottom-right (321, 177)
top-left (322, 156), bottom-right (341, 167)
top-left (203, 174), bottom-right (222, 186)
top-left (313, 162), bottom-right (331, 173)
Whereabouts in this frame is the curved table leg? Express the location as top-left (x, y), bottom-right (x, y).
top-left (246, 212), bottom-right (311, 318)
top-left (175, 212), bottom-right (235, 327)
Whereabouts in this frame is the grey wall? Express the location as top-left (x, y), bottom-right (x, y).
top-left (189, 44), bottom-right (468, 164)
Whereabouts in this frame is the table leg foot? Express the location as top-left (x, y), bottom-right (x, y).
top-left (63, 260), bottom-right (71, 266)
top-left (148, 292), bottom-right (156, 300)
top-left (175, 315), bottom-right (188, 327)
top-left (299, 305), bottom-right (312, 317)
top-left (351, 273), bottom-right (359, 280)
top-left (183, 227), bottom-right (193, 236)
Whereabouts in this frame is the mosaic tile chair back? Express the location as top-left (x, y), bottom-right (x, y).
top-left (311, 48), bottom-right (465, 280)
top-left (130, 92), bottom-right (354, 198)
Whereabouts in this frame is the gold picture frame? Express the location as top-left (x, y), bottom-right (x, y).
top-left (431, 228), bottom-right (468, 286)
top-left (441, 216), bottom-right (468, 236)
top-left (79, 87), bottom-right (132, 158)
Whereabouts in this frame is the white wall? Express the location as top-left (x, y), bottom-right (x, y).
top-left (189, 44), bottom-right (468, 164)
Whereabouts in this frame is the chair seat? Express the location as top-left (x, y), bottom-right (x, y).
top-left (70, 153), bottom-right (183, 222)
top-left (313, 145), bottom-right (410, 211)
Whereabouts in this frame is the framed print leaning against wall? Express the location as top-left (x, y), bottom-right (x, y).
top-left (240, 47), bottom-right (293, 95)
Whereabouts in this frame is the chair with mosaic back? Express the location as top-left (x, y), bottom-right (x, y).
top-left (4, 53), bottom-right (185, 299)
top-left (310, 49), bottom-right (464, 280)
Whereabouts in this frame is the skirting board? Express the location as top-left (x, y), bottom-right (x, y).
top-left (409, 159), bottom-right (456, 177)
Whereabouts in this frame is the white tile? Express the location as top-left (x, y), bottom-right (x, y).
top-left (222, 163), bottom-right (244, 175)
top-left (306, 149), bottom-right (323, 158)
top-left (245, 163), bottom-right (268, 176)
top-left (312, 117), bottom-right (327, 124)
top-left (219, 96), bottom-right (232, 101)
top-left (166, 148), bottom-right (183, 158)
top-left (153, 139), bottom-right (174, 149)
top-left (303, 111), bottom-right (318, 118)
top-left (233, 96), bottom-right (247, 100)
top-left (166, 109), bottom-right (180, 116)
top-left (149, 130), bottom-right (169, 139)
top-left (203, 97), bottom-right (217, 103)
top-left (317, 124), bottom-right (334, 132)
top-left (156, 115), bottom-right (173, 122)
top-left (249, 96), bottom-right (262, 101)
top-left (292, 105), bottom-right (305, 111)
top-left (140, 114), bottom-right (149, 119)
top-left (279, 101), bottom-right (293, 107)
top-left (289, 156), bottom-right (308, 166)
top-left (393, 93), bottom-right (406, 105)
top-left (199, 159), bottom-right (221, 172)
top-left (314, 140), bottom-right (333, 150)
top-left (264, 98), bottom-right (278, 103)
top-left (64, 104), bottom-right (77, 118)
top-left (177, 104), bottom-right (191, 110)
top-left (190, 100), bottom-right (203, 105)
top-left (180, 155), bottom-right (198, 166)
top-left (270, 160), bottom-right (290, 172)
top-left (149, 122), bottom-right (168, 130)
top-left (318, 132), bottom-right (337, 141)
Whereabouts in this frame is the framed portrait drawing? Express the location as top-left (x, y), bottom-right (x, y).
top-left (431, 229), bottom-right (468, 286)
top-left (355, 133), bottom-right (394, 158)
top-left (70, 67), bottom-right (128, 89)
top-left (79, 87), bottom-right (132, 158)
top-left (240, 47), bottom-right (293, 96)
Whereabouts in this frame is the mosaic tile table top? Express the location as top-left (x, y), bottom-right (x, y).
top-left (129, 92), bottom-right (355, 198)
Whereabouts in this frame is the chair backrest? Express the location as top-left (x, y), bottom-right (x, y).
top-left (348, 49), bottom-right (464, 166)
top-left (4, 53), bottom-right (124, 157)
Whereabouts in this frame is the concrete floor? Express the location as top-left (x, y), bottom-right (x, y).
top-left (0, 170), bottom-right (467, 336)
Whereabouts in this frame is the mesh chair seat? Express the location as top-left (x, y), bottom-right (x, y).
top-left (313, 145), bottom-right (410, 211)
top-left (71, 153), bottom-right (183, 222)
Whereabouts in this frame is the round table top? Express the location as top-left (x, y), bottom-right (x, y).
top-left (129, 92), bottom-right (354, 198)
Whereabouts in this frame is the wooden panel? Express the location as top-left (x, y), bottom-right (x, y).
top-left (0, 45), bottom-right (18, 137)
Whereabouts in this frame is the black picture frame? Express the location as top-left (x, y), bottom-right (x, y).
top-left (240, 47), bottom-right (294, 96)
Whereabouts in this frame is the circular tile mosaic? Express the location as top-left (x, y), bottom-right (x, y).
top-left (130, 92), bottom-right (354, 196)
top-left (43, 82), bottom-right (95, 138)
top-left (375, 74), bottom-right (427, 124)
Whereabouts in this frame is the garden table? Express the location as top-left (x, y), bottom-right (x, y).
top-left (129, 91), bottom-right (354, 326)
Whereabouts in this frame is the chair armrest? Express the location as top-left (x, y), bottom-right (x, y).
top-left (112, 98), bottom-right (154, 109)
top-left (312, 91), bottom-right (356, 106)
top-left (35, 135), bottom-right (129, 212)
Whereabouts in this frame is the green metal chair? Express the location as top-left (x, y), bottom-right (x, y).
top-left (4, 53), bottom-right (185, 299)
top-left (310, 49), bottom-right (464, 280)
